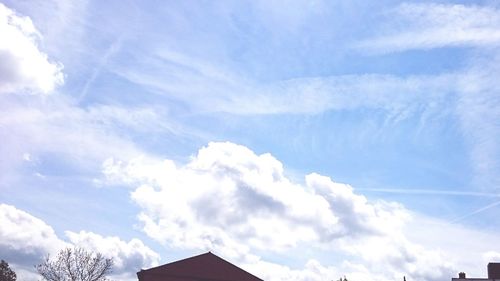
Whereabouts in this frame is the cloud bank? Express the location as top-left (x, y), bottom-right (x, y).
top-left (104, 142), bottom-right (408, 254)
top-left (104, 142), bottom-right (468, 281)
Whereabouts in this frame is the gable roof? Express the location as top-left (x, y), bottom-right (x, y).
top-left (137, 252), bottom-right (263, 281)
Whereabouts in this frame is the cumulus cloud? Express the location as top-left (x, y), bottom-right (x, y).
top-left (102, 141), bottom-right (500, 280)
top-left (101, 142), bottom-right (466, 281)
top-left (0, 204), bottom-right (159, 280)
top-left (104, 142), bottom-right (408, 259)
top-left (0, 204), bottom-right (67, 265)
top-left (242, 259), bottom-right (341, 281)
top-left (0, 3), bottom-right (63, 94)
top-left (356, 3), bottom-right (500, 52)
top-left (243, 257), bottom-right (427, 281)
top-left (66, 230), bottom-right (160, 274)
top-left (338, 235), bottom-right (454, 281)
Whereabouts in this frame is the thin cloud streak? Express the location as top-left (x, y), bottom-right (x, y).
top-left (355, 3), bottom-right (500, 53)
top-left (357, 188), bottom-right (500, 198)
top-left (78, 37), bottom-right (123, 101)
top-left (450, 200), bottom-right (500, 224)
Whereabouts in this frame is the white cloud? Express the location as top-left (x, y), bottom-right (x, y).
top-left (113, 41), bottom-right (499, 188)
top-left (242, 259), bottom-right (341, 281)
top-left (66, 231), bottom-right (160, 275)
top-left (104, 142), bottom-right (408, 257)
top-left (243, 258), bottom-right (412, 281)
top-left (338, 235), bottom-right (454, 281)
top-left (404, 214), bottom-right (500, 278)
top-left (103, 142), bottom-right (469, 281)
top-left (0, 95), bottom-right (177, 183)
top-left (102, 141), bottom-right (500, 281)
top-left (0, 3), bottom-right (63, 94)
top-left (356, 3), bottom-right (500, 52)
top-left (0, 4), bottom-right (166, 183)
top-left (484, 251), bottom-right (500, 263)
top-left (0, 204), bottom-right (160, 281)
top-left (0, 204), bottom-right (67, 265)
top-left (114, 49), bottom-right (456, 116)
top-left (455, 54), bottom-right (500, 188)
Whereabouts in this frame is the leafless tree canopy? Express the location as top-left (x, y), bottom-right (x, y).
top-left (36, 247), bottom-right (113, 281)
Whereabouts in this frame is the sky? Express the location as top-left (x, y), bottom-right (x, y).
top-left (0, 0), bottom-right (499, 280)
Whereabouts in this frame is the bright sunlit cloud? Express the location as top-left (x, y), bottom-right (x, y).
top-left (0, 3), bottom-right (63, 94)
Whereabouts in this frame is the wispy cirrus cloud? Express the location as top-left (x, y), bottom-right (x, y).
top-left (113, 48), bottom-right (456, 116)
top-left (455, 52), bottom-right (500, 190)
top-left (356, 3), bottom-right (500, 53)
top-left (113, 39), bottom-right (499, 189)
top-left (0, 96), bottom-right (154, 180)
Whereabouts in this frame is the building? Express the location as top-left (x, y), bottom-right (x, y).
top-left (452, 263), bottom-right (500, 281)
top-left (137, 252), bottom-right (263, 281)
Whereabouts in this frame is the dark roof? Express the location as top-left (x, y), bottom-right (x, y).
top-left (137, 252), bottom-right (263, 281)
top-left (488, 263), bottom-right (500, 279)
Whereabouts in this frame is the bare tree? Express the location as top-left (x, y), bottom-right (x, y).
top-left (0, 260), bottom-right (16, 281)
top-left (35, 247), bottom-right (113, 281)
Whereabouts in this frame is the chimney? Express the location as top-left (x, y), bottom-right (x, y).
top-left (458, 272), bottom-right (466, 279)
top-left (488, 263), bottom-right (500, 279)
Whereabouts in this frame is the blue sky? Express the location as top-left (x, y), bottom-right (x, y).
top-left (0, 0), bottom-right (499, 280)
